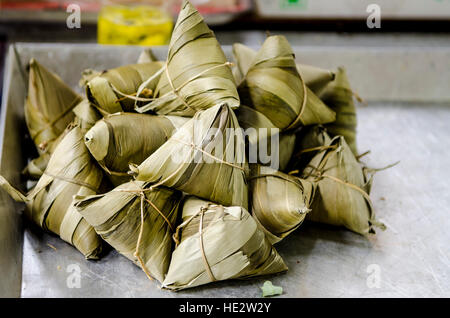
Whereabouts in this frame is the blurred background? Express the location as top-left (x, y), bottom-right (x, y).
top-left (0, 0), bottom-right (449, 102)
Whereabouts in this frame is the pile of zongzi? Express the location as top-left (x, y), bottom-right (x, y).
top-left (0, 0), bottom-right (388, 292)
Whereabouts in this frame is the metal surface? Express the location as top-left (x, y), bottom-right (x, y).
top-left (0, 44), bottom-right (26, 298)
top-left (1, 43), bottom-right (449, 297)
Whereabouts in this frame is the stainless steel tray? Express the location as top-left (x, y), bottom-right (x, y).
top-left (1, 43), bottom-right (449, 297)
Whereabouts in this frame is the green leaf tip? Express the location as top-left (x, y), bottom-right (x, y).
top-left (261, 281), bottom-right (283, 297)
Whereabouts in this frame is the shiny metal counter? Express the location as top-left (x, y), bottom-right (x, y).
top-left (1, 44), bottom-right (449, 297)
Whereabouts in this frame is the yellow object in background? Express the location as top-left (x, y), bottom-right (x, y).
top-left (98, 4), bottom-right (173, 45)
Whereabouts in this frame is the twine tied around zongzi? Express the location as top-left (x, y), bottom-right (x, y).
top-left (112, 183), bottom-right (177, 283)
top-left (294, 141), bottom-right (398, 232)
top-left (113, 61), bottom-right (235, 113)
top-left (135, 190), bottom-right (174, 282)
top-left (198, 206), bottom-right (217, 282)
top-left (248, 173), bottom-right (306, 193)
top-left (285, 68), bottom-right (308, 131)
top-left (315, 172), bottom-right (374, 208)
top-left (127, 144), bottom-right (193, 192)
top-left (172, 204), bottom-right (217, 282)
top-left (171, 137), bottom-right (246, 172)
top-left (32, 97), bottom-right (81, 148)
top-left (127, 109), bottom-right (247, 187)
top-left (43, 172), bottom-right (99, 192)
top-left (316, 173), bottom-right (386, 230)
top-left (164, 61), bottom-right (234, 112)
top-left (97, 161), bottom-right (130, 177)
top-left (106, 66), bottom-right (167, 110)
top-left (111, 86), bottom-right (154, 103)
top-left (300, 163), bottom-right (386, 230)
top-left (135, 192), bottom-right (155, 281)
top-left (291, 144), bottom-right (339, 161)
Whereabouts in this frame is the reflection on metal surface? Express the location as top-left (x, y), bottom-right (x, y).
top-left (2, 44), bottom-right (450, 297)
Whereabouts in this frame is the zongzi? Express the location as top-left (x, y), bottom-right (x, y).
top-left (287, 125), bottom-right (332, 173)
top-left (0, 127), bottom-right (104, 259)
top-left (235, 105), bottom-right (295, 171)
top-left (137, 48), bottom-right (158, 64)
top-left (133, 103), bottom-right (248, 209)
top-left (162, 196), bottom-right (288, 291)
top-left (302, 136), bottom-right (384, 235)
top-left (79, 69), bottom-right (101, 88)
top-left (85, 113), bottom-right (188, 186)
top-left (73, 99), bottom-right (102, 133)
top-left (135, 0), bottom-right (240, 116)
top-left (74, 181), bottom-right (182, 283)
top-left (321, 67), bottom-right (358, 155)
top-left (25, 58), bottom-right (82, 154)
top-left (86, 61), bottom-right (164, 114)
top-left (22, 124), bottom-right (74, 180)
top-left (249, 165), bottom-right (315, 244)
top-left (22, 152), bottom-right (51, 180)
top-left (232, 43), bottom-right (257, 84)
top-left (238, 35), bottom-right (335, 131)
top-left (23, 99), bottom-right (100, 180)
top-left (297, 64), bottom-right (335, 95)
top-left (233, 42), bottom-right (335, 93)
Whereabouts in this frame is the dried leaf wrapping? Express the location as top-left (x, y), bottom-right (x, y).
top-left (137, 48), bottom-right (158, 64)
top-left (233, 42), bottom-right (335, 94)
top-left (238, 36), bottom-right (336, 131)
top-left (22, 152), bottom-right (51, 179)
top-left (0, 127), bottom-right (104, 259)
top-left (297, 64), bottom-right (335, 95)
top-left (232, 43), bottom-right (257, 84)
top-left (321, 67), bottom-right (358, 155)
top-left (134, 104), bottom-right (249, 209)
top-left (23, 99), bottom-right (100, 180)
top-left (250, 165), bottom-right (315, 244)
top-left (25, 58), bottom-right (82, 154)
top-left (235, 105), bottom-right (295, 171)
top-left (73, 99), bottom-right (102, 132)
top-left (85, 113), bottom-right (188, 186)
top-left (79, 69), bottom-right (101, 87)
top-left (86, 62), bottom-right (164, 114)
top-left (287, 125), bottom-right (332, 173)
top-left (135, 0), bottom-right (240, 116)
top-left (74, 181), bottom-right (182, 283)
top-left (302, 136), bottom-right (384, 235)
top-left (278, 134), bottom-right (297, 172)
top-left (79, 50), bottom-right (158, 88)
top-left (22, 132), bottom-right (64, 180)
top-left (162, 196), bottom-right (288, 291)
